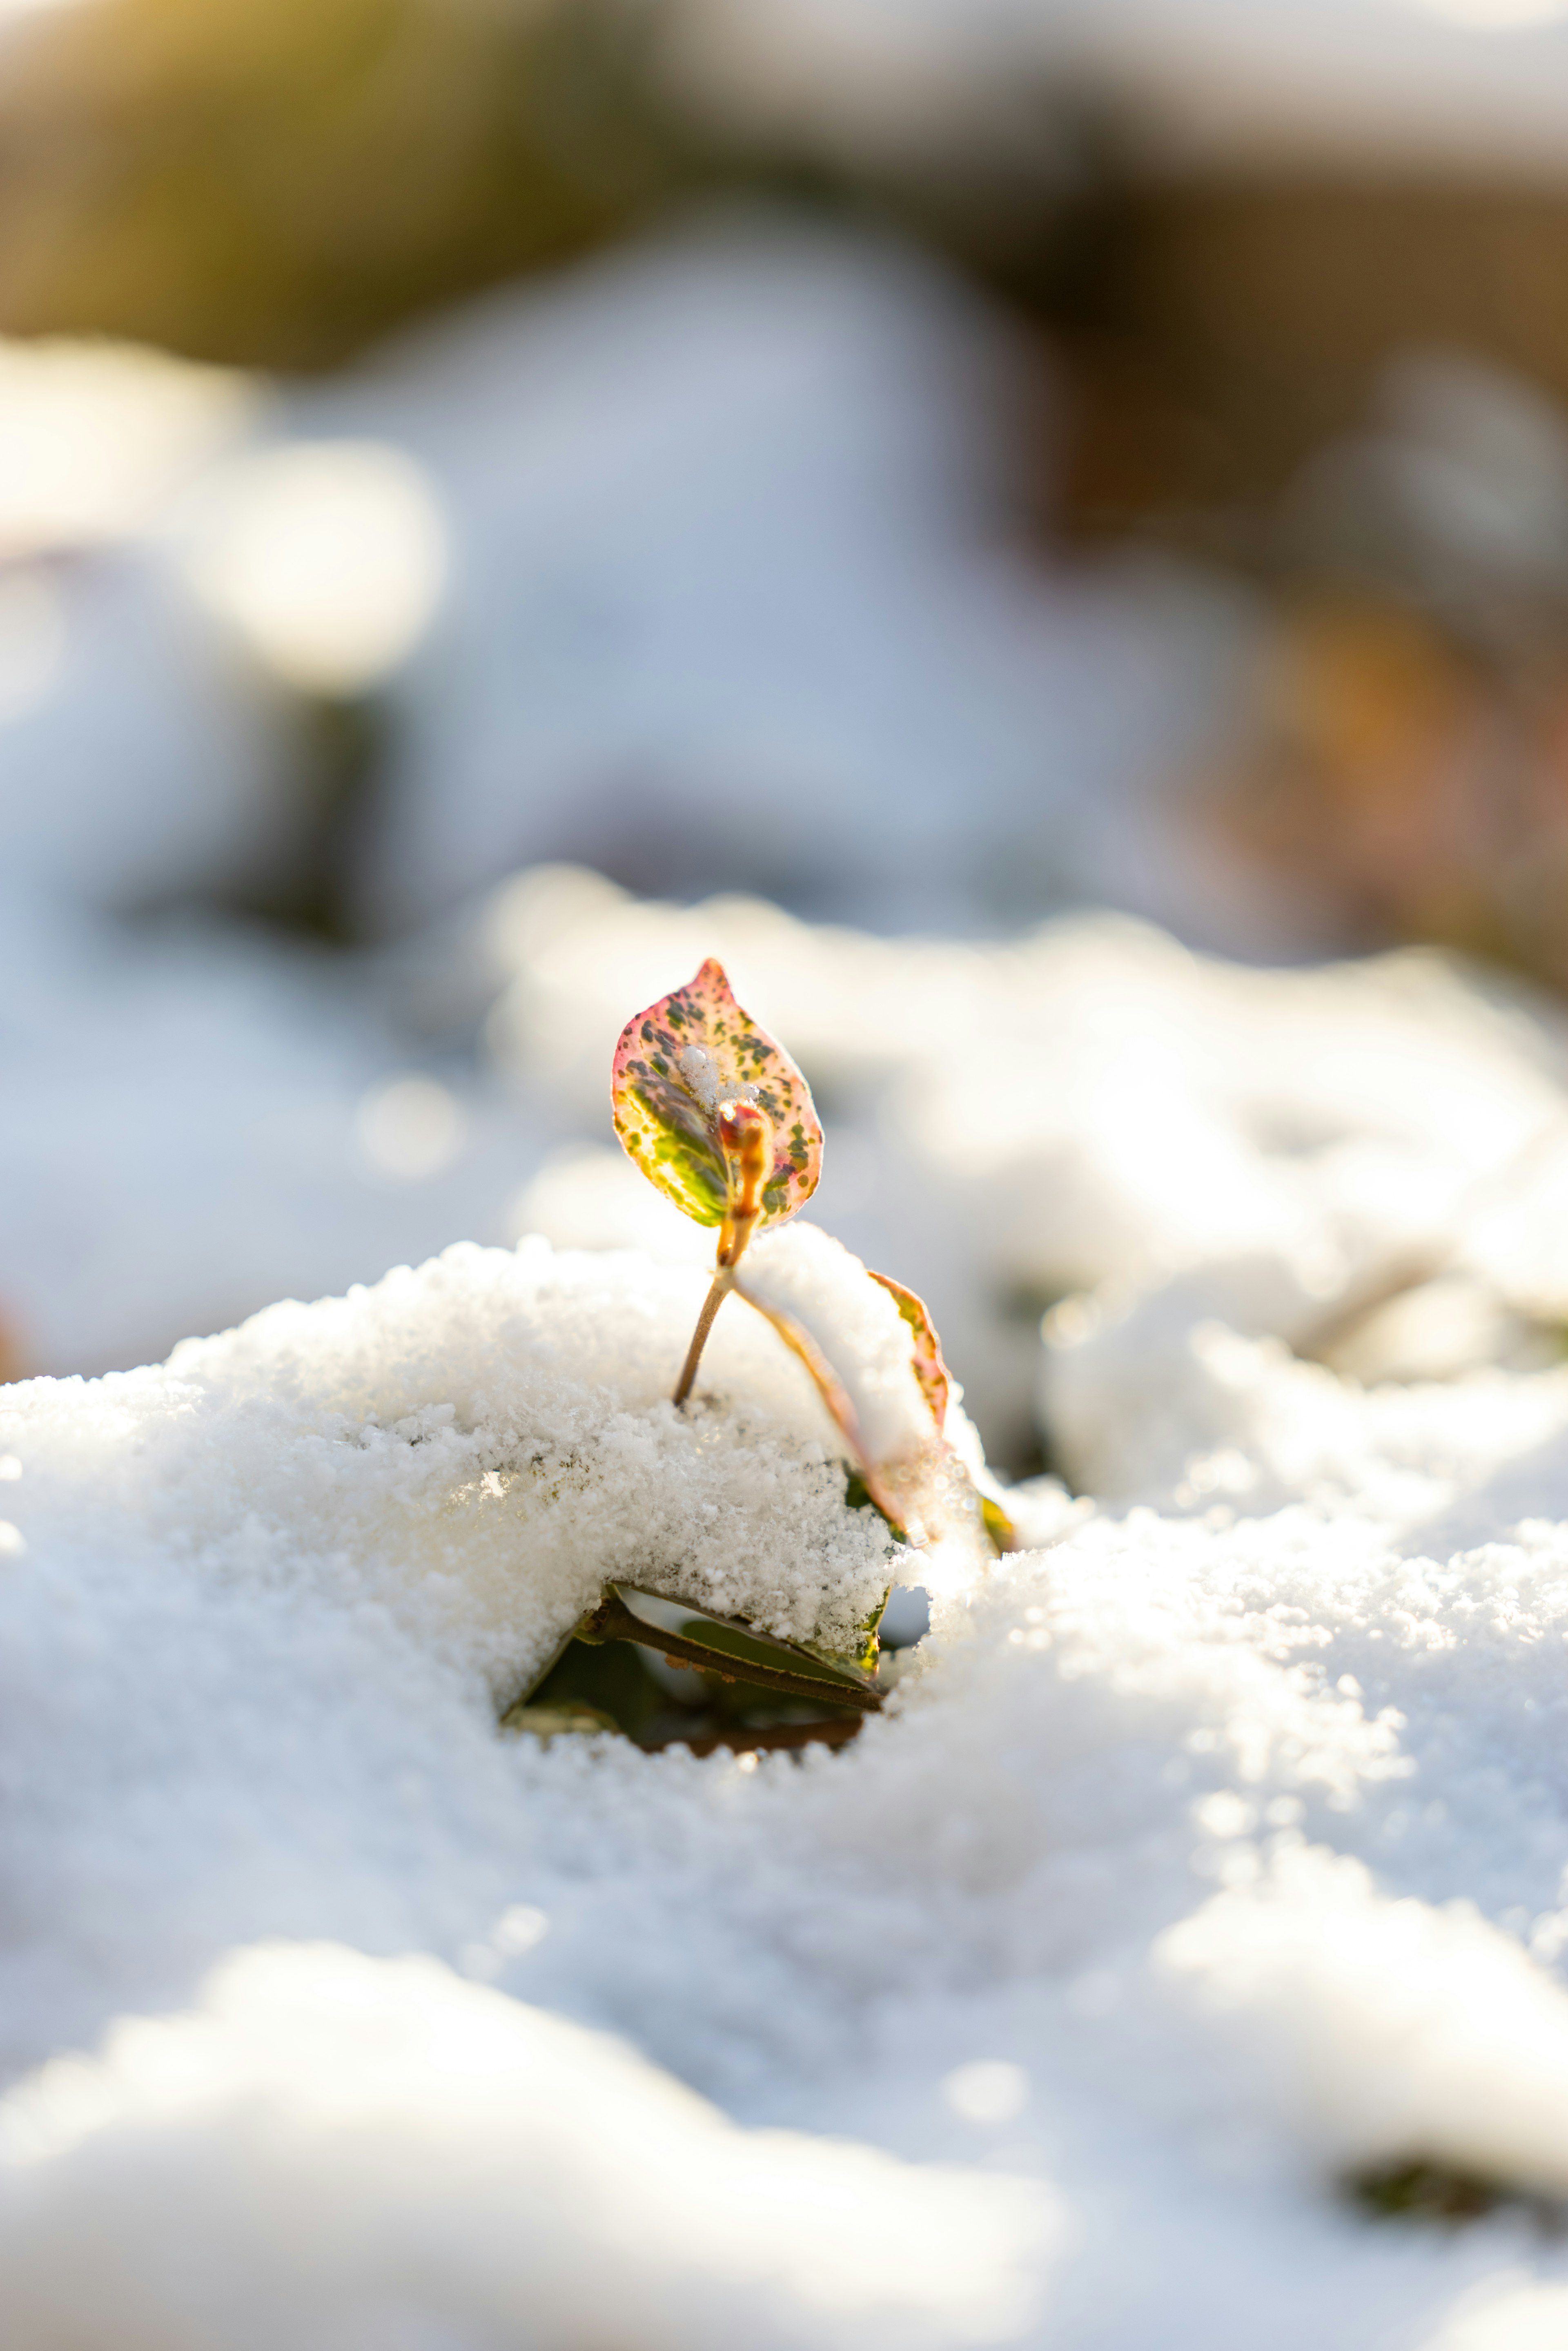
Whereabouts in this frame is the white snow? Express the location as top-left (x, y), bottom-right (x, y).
top-left (0, 904), bottom-right (547, 1378)
top-left (7, 1209), bottom-right (1568, 2341)
top-left (0, 1237), bottom-right (906, 1699)
top-left (0, 1943), bottom-right (1050, 2351)
top-left (678, 1039), bottom-right (724, 1109)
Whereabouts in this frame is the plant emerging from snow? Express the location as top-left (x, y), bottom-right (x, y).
top-left (612, 958), bottom-right (1004, 1572)
top-left (613, 956), bottom-right (822, 1405)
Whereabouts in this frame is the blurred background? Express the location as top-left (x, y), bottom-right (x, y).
top-left (11, 0), bottom-right (1568, 1479)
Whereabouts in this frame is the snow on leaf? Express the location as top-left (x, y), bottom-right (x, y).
top-left (867, 1269), bottom-right (950, 1433)
top-left (735, 1226), bottom-right (998, 1571)
top-left (611, 958), bottom-right (822, 1238)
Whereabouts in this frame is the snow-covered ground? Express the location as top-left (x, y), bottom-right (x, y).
top-left (8, 1222), bottom-right (1568, 2346)
top-left (0, 892), bottom-right (549, 1376)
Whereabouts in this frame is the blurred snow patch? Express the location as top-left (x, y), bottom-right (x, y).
top-left (184, 440), bottom-right (446, 694)
top-left (357, 1073), bottom-right (468, 1182)
top-left (0, 1942), bottom-right (1052, 2351)
top-left (0, 337), bottom-right (253, 562)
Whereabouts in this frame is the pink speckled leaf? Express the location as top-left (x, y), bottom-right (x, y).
top-left (866, 1269), bottom-right (950, 1434)
top-left (611, 957), bottom-right (822, 1235)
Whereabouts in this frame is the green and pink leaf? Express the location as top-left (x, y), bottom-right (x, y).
top-left (611, 958), bottom-right (822, 1235)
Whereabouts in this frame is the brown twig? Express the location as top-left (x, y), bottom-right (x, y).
top-left (674, 1101), bottom-right (775, 1406)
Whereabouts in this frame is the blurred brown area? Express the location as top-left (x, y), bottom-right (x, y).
top-left (1036, 176), bottom-right (1568, 988)
top-left (1212, 593), bottom-right (1568, 975)
top-left (1051, 177), bottom-right (1568, 535)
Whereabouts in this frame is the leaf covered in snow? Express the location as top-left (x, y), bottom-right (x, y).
top-left (611, 958), bottom-right (822, 1241)
top-left (867, 1268), bottom-right (950, 1433)
top-left (735, 1226), bottom-right (1000, 1571)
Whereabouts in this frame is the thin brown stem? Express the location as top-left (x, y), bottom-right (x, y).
top-left (673, 1269), bottom-right (734, 1406)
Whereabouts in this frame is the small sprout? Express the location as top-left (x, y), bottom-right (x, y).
top-left (612, 958), bottom-right (822, 1402)
top-left (596, 963), bottom-right (1003, 1719)
top-left (715, 1100), bottom-right (773, 1271)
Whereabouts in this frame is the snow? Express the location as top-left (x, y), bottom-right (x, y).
top-left (678, 1039), bottom-right (726, 1109)
top-left (1, 1236), bottom-right (908, 1697)
top-left (741, 1220), bottom-right (935, 1472)
top-left (9, 1198), bottom-right (1568, 2341)
top-left (0, 1943), bottom-right (1049, 2351)
top-left (0, 903), bottom-right (547, 1378)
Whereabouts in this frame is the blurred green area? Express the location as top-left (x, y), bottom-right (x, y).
top-left (0, 0), bottom-right (693, 367)
top-left (0, 0), bottom-right (1096, 375)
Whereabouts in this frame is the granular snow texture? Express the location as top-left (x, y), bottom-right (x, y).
top-left (7, 1239), bottom-right (1568, 2346)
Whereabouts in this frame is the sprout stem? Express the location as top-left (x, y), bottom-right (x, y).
top-left (673, 1269), bottom-right (734, 1406)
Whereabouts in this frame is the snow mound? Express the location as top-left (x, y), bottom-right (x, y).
top-left (0, 1236), bottom-right (905, 1705)
top-left (743, 1220), bottom-right (936, 1470)
top-left (0, 1940), bottom-right (1051, 2351)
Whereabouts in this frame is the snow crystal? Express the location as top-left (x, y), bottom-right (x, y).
top-left (679, 1039), bottom-right (724, 1109)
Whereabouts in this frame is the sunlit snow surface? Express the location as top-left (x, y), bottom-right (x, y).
top-left (8, 1227), bottom-right (1568, 2344)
